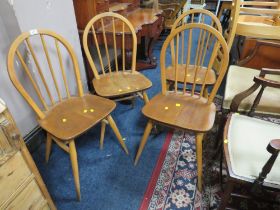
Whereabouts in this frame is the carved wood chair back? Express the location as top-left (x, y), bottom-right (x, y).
top-left (7, 29), bottom-right (84, 120)
top-left (161, 23), bottom-right (229, 102)
top-left (83, 12), bottom-right (137, 79)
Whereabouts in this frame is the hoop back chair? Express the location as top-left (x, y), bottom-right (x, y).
top-left (7, 29), bottom-right (128, 200)
top-left (134, 23), bottom-right (229, 191)
top-left (167, 9), bottom-right (223, 91)
top-left (82, 12), bottom-right (152, 104)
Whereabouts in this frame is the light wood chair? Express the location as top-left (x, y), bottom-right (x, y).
top-left (82, 12), bottom-right (152, 105)
top-left (222, 0), bottom-right (280, 115)
top-left (232, 0), bottom-right (280, 40)
top-left (7, 29), bottom-right (129, 201)
top-left (167, 9), bottom-right (223, 91)
top-left (134, 23), bottom-right (229, 192)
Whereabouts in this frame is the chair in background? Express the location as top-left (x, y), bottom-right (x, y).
top-left (82, 12), bottom-right (152, 107)
top-left (167, 9), bottom-right (223, 93)
top-left (134, 23), bottom-right (229, 192)
top-left (186, 0), bottom-right (206, 11)
top-left (219, 71), bottom-right (280, 208)
top-left (157, 0), bottom-right (186, 30)
top-left (7, 29), bottom-right (128, 200)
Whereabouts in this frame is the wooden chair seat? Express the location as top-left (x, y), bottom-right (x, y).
top-left (142, 93), bottom-right (216, 132)
top-left (166, 64), bottom-right (216, 85)
top-left (83, 12), bottom-right (152, 105)
top-left (39, 95), bottom-right (115, 140)
top-left (237, 15), bottom-right (280, 40)
top-left (166, 9), bottom-right (223, 89)
top-left (226, 113), bottom-right (280, 187)
top-left (223, 65), bottom-right (280, 115)
top-left (92, 71), bottom-right (152, 98)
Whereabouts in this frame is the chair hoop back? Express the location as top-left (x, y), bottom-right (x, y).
top-left (170, 9), bottom-right (223, 69)
top-left (160, 23), bottom-right (229, 103)
top-left (171, 8), bottom-right (223, 33)
top-left (82, 12), bottom-right (137, 80)
top-left (7, 29), bottom-right (84, 119)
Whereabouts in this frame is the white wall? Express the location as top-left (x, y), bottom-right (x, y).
top-left (0, 0), bottom-right (87, 136)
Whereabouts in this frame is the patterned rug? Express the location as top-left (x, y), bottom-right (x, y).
top-left (139, 97), bottom-right (280, 210)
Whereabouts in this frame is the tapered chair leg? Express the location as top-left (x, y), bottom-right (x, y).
top-left (142, 91), bottom-right (149, 104)
top-left (107, 115), bottom-right (129, 154)
top-left (134, 120), bottom-right (153, 165)
top-left (196, 132), bottom-right (204, 192)
top-left (45, 132), bottom-right (52, 163)
top-left (69, 140), bottom-right (81, 201)
top-left (100, 120), bottom-right (106, 150)
top-left (218, 180), bottom-right (234, 210)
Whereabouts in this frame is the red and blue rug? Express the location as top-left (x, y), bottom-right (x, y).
top-left (139, 98), bottom-right (280, 210)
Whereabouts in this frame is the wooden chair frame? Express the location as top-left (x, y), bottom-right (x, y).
top-left (134, 23), bottom-right (229, 192)
top-left (7, 29), bottom-right (128, 201)
top-left (82, 12), bottom-right (151, 104)
top-left (167, 9), bottom-right (224, 92)
top-left (220, 104), bottom-right (280, 209)
top-left (232, 0), bottom-right (280, 40)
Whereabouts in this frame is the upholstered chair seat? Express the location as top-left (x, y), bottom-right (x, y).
top-left (227, 113), bottom-right (280, 186)
top-left (223, 65), bottom-right (280, 114)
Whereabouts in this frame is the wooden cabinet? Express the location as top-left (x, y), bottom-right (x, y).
top-left (0, 100), bottom-right (55, 210)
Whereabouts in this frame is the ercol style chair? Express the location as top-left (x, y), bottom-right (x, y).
top-left (219, 77), bottom-right (280, 209)
top-left (167, 9), bottom-right (223, 91)
top-left (7, 30), bottom-right (128, 201)
top-left (223, 0), bottom-right (280, 115)
top-left (134, 23), bottom-right (229, 191)
top-left (82, 12), bottom-right (152, 105)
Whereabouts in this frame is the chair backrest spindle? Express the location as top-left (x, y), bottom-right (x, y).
top-left (7, 30), bottom-right (84, 119)
top-left (161, 23), bottom-right (229, 104)
top-left (83, 12), bottom-right (137, 79)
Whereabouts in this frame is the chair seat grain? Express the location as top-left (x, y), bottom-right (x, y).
top-left (142, 93), bottom-right (216, 132)
top-left (166, 64), bottom-right (216, 85)
top-left (39, 95), bottom-right (115, 140)
top-left (92, 71), bottom-right (152, 98)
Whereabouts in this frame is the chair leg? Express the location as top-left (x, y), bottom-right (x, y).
top-left (134, 120), bottom-right (153, 165)
top-left (196, 132), bottom-right (204, 192)
top-left (45, 132), bottom-right (52, 163)
top-left (218, 180), bottom-right (234, 210)
top-left (69, 140), bottom-right (81, 201)
top-left (100, 120), bottom-right (106, 150)
top-left (107, 115), bottom-right (129, 154)
top-left (142, 91), bottom-right (149, 104)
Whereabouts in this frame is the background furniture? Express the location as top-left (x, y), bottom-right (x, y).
top-left (134, 23), bottom-right (229, 192)
top-left (7, 29), bottom-right (128, 201)
top-left (239, 38), bottom-right (280, 70)
top-left (0, 99), bottom-right (56, 209)
top-left (73, 0), bottom-right (163, 90)
top-left (157, 0), bottom-right (187, 30)
top-left (223, 0), bottom-right (280, 115)
top-left (83, 12), bottom-right (152, 105)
